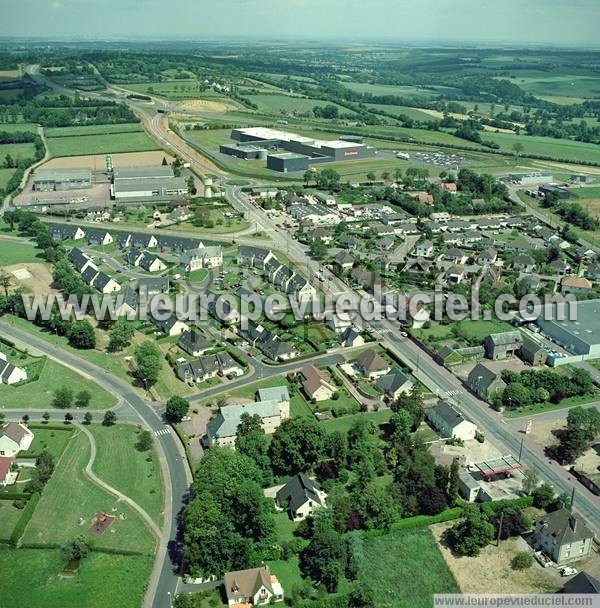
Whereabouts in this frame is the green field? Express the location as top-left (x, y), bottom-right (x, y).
top-left (0, 167), bottom-right (17, 190)
top-left (366, 103), bottom-right (438, 122)
top-left (0, 356), bottom-right (117, 411)
top-left (245, 93), bottom-right (355, 115)
top-left (507, 75), bottom-right (600, 101)
top-left (0, 499), bottom-right (22, 540)
top-left (124, 80), bottom-right (211, 100)
top-left (46, 131), bottom-right (159, 157)
top-left (18, 425), bottom-right (74, 460)
top-left (88, 424), bottom-right (164, 527)
top-left (0, 240), bottom-right (41, 265)
top-left (0, 142), bottom-right (36, 161)
top-left (44, 123), bottom-right (143, 138)
top-left (0, 547), bottom-right (153, 608)
top-left (22, 430), bottom-right (157, 554)
top-left (320, 409), bottom-right (394, 434)
top-left (343, 82), bottom-right (458, 101)
top-left (363, 527), bottom-right (459, 608)
top-left (0, 122), bottom-right (39, 133)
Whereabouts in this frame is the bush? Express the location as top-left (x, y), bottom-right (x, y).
top-left (10, 493), bottom-right (40, 547)
top-left (512, 551), bottom-right (533, 570)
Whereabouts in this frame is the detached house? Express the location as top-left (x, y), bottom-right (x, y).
top-left (355, 348), bottom-right (390, 380)
top-left (561, 277), bottom-right (593, 295)
top-left (341, 326), bottom-right (364, 348)
top-left (375, 368), bottom-right (413, 399)
top-left (333, 251), bottom-right (354, 271)
top-left (0, 423), bottom-right (34, 457)
top-left (476, 248), bottom-right (498, 267)
top-left (427, 401), bottom-right (478, 441)
top-left (178, 330), bottom-right (212, 357)
top-left (275, 473), bottom-right (327, 521)
top-left (514, 254), bottom-right (536, 273)
top-left (415, 240), bottom-right (434, 258)
top-left (298, 365), bottom-right (336, 402)
top-left (224, 567), bottom-right (284, 607)
top-left (467, 363), bottom-right (506, 401)
top-left (0, 352), bottom-right (27, 385)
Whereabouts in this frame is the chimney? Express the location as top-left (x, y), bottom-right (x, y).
top-left (569, 515), bottom-right (577, 532)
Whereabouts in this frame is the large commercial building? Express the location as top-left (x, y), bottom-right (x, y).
top-left (33, 168), bottom-right (92, 191)
top-left (536, 298), bottom-right (600, 357)
top-left (225, 126), bottom-right (377, 173)
top-left (219, 143), bottom-right (267, 160)
top-left (111, 165), bottom-right (188, 203)
top-left (507, 171), bottom-right (554, 185)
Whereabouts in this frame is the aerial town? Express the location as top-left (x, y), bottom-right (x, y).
top-left (0, 5), bottom-right (600, 608)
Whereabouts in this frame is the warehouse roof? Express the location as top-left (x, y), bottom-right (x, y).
top-left (35, 168), bottom-right (91, 181)
top-left (113, 165), bottom-right (173, 180)
top-left (113, 176), bottom-right (187, 193)
top-left (538, 298), bottom-right (600, 347)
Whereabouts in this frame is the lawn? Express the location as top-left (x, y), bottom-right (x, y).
top-left (22, 430), bottom-right (157, 555)
top-left (46, 131), bottom-right (159, 157)
top-left (18, 424), bottom-right (74, 459)
top-left (0, 167), bottom-right (17, 190)
top-left (0, 547), bottom-right (153, 608)
top-left (320, 409), bottom-right (394, 434)
top-left (452, 319), bottom-right (515, 344)
top-left (0, 240), bottom-right (41, 265)
top-left (0, 499), bottom-right (22, 541)
top-left (362, 526), bottom-right (459, 608)
top-left (188, 268), bottom-right (209, 283)
top-left (88, 424), bottom-right (164, 527)
top-left (0, 142), bottom-right (37, 161)
top-left (0, 355), bottom-right (117, 411)
top-left (44, 123), bottom-right (144, 138)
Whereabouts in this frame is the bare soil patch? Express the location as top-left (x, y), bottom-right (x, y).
top-left (175, 99), bottom-right (229, 113)
top-left (5, 263), bottom-right (55, 294)
top-left (40, 150), bottom-right (175, 170)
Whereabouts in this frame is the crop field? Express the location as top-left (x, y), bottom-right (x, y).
top-left (123, 80), bottom-right (213, 100)
top-left (0, 122), bottom-right (39, 133)
top-left (88, 424), bottom-right (164, 527)
top-left (22, 430), bottom-right (157, 554)
top-left (366, 103), bottom-right (438, 122)
top-left (507, 75), bottom-right (600, 101)
top-left (0, 167), bottom-right (16, 189)
top-left (343, 81), bottom-right (460, 100)
top-left (245, 93), bottom-right (356, 115)
top-left (362, 526), bottom-right (459, 608)
top-left (46, 130), bottom-right (159, 157)
top-left (44, 122), bottom-right (143, 138)
top-left (0, 548), bottom-right (153, 608)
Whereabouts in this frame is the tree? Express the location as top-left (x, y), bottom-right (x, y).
top-left (136, 430), bottom-right (153, 452)
top-left (522, 468), bottom-right (540, 495)
top-left (309, 238), bottom-right (328, 260)
top-left (22, 414), bottom-right (30, 424)
top-left (235, 414), bottom-right (272, 486)
top-left (366, 171), bottom-right (376, 182)
top-left (42, 412), bottom-right (50, 424)
top-left (269, 417), bottom-right (325, 476)
top-left (512, 551), bottom-right (533, 570)
top-left (490, 506), bottom-right (530, 540)
top-left (52, 387), bottom-right (74, 409)
top-left (102, 410), bottom-right (117, 426)
top-left (447, 506), bottom-right (494, 556)
top-left (448, 457), bottom-right (460, 505)
top-left (134, 341), bottom-right (162, 387)
top-left (108, 318), bottom-right (135, 352)
top-left (165, 395), bottom-right (189, 423)
top-left (83, 411), bottom-right (93, 426)
top-left (419, 485), bottom-right (448, 515)
top-left (64, 412), bottom-right (73, 424)
top-left (75, 390), bottom-right (91, 408)
top-left (67, 320), bottom-right (96, 349)
top-left (0, 271), bottom-right (12, 297)
top-left (61, 535), bottom-right (90, 562)
top-left (512, 142), bottom-right (524, 159)
top-left (502, 382), bottom-right (531, 409)
top-left (391, 388), bottom-right (425, 431)
top-left (532, 483), bottom-right (555, 509)
top-left (303, 170), bottom-right (313, 186)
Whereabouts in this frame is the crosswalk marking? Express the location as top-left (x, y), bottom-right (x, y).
top-left (154, 428), bottom-right (171, 437)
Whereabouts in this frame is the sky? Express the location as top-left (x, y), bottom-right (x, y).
top-left (1, 0), bottom-right (599, 46)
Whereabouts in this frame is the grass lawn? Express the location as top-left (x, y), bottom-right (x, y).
top-left (453, 319), bottom-right (515, 343)
top-left (22, 430), bottom-right (157, 555)
top-left (88, 424), bottom-right (164, 528)
top-left (0, 240), bottom-right (42, 265)
top-left (0, 547), bottom-right (153, 608)
top-left (0, 142), bottom-right (36, 161)
top-left (46, 131), bottom-right (159, 157)
top-left (0, 122), bottom-right (39, 133)
top-left (0, 167), bottom-right (17, 190)
top-left (18, 425), bottom-right (74, 459)
top-left (503, 392), bottom-right (600, 418)
top-left (187, 268), bottom-right (209, 283)
top-left (320, 409), bottom-right (394, 434)
top-left (362, 526), bottom-right (459, 608)
top-left (0, 356), bottom-right (117, 410)
top-left (44, 123), bottom-right (143, 138)
top-left (225, 375), bottom-right (289, 402)
top-left (0, 499), bottom-right (22, 541)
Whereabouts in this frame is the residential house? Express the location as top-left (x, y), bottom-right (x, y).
top-left (68, 247), bottom-right (95, 274)
top-left (275, 473), bottom-right (327, 521)
top-left (532, 509), bottom-right (594, 565)
top-left (476, 248), bottom-right (498, 267)
top-left (178, 330), bottom-right (212, 357)
top-left (375, 368), bottom-right (413, 400)
top-left (341, 326), bottom-right (364, 348)
top-left (223, 566), bottom-right (284, 606)
top-left (138, 251), bottom-right (167, 273)
top-left (443, 248), bottom-right (468, 265)
top-left (561, 572), bottom-right (600, 594)
top-left (339, 235), bottom-right (360, 251)
top-left (0, 423), bottom-right (34, 457)
top-left (404, 258), bottom-right (434, 282)
top-left (115, 286), bottom-right (138, 318)
top-left (519, 339), bottom-right (548, 366)
top-left (442, 182), bottom-right (458, 193)
top-left (576, 246), bottom-right (596, 262)
top-left (138, 277), bottom-right (170, 295)
top-left (467, 363), bottom-right (507, 401)
top-left (427, 401), bottom-right (478, 441)
top-left (355, 348), bottom-right (390, 380)
top-left (333, 251), bottom-right (354, 271)
top-left (0, 352), bottom-right (27, 385)
top-left (298, 365), bottom-right (336, 402)
top-left (327, 312), bottom-right (353, 334)
top-left (514, 254), bottom-right (536, 273)
top-left (350, 267), bottom-right (380, 293)
top-left (484, 331), bottom-right (523, 360)
top-left (414, 240), bottom-right (434, 258)
top-left (52, 225), bottom-right (85, 241)
top-left (0, 456), bottom-right (12, 487)
top-left (286, 274), bottom-right (316, 302)
top-left (178, 352), bottom-right (243, 384)
top-left (550, 260), bottom-right (571, 277)
top-left (237, 246), bottom-right (275, 269)
top-left (561, 277), bottom-right (593, 295)
top-left (585, 262), bottom-right (600, 281)
top-left (151, 309), bottom-right (189, 337)
top-left (445, 265), bottom-right (465, 285)
top-left (94, 271), bottom-right (121, 294)
top-left (180, 245), bottom-right (223, 271)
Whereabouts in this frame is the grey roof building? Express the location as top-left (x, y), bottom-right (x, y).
top-left (484, 331), bottom-right (523, 360)
top-left (275, 473), bottom-right (327, 521)
top-left (467, 362), bottom-right (507, 401)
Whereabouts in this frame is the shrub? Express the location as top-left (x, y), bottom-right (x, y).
top-left (512, 551), bottom-right (533, 570)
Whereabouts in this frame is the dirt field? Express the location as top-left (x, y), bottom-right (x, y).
top-left (39, 150), bottom-right (175, 171)
top-left (0, 70), bottom-right (20, 79)
top-left (526, 419), bottom-right (563, 448)
top-left (175, 99), bottom-right (230, 113)
top-left (431, 522), bottom-right (563, 594)
top-left (6, 263), bottom-right (55, 294)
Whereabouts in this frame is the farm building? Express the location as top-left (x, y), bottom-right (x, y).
top-left (33, 168), bottom-right (92, 191)
top-left (111, 165), bottom-right (188, 203)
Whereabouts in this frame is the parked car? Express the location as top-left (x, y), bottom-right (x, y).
top-left (559, 567), bottom-right (578, 577)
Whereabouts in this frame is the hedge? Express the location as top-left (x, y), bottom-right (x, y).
top-left (361, 507), bottom-right (463, 539)
top-left (9, 492), bottom-right (40, 547)
top-left (27, 423), bottom-right (75, 432)
top-left (0, 492), bottom-right (29, 501)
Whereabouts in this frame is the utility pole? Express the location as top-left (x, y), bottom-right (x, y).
top-left (518, 435), bottom-right (524, 463)
top-left (496, 510), bottom-right (505, 547)
top-left (570, 487), bottom-right (575, 512)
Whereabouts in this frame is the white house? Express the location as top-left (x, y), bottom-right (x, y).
top-left (0, 352), bottom-right (27, 385)
top-left (427, 401), bottom-right (477, 441)
top-left (0, 423), bottom-right (34, 457)
top-left (298, 365), bottom-right (336, 402)
top-left (224, 567), bottom-right (284, 606)
top-left (275, 473), bottom-right (327, 521)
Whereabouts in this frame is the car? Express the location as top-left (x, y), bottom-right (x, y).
top-left (181, 416), bottom-right (192, 422)
top-left (399, 331), bottom-right (408, 337)
top-left (559, 567), bottom-right (578, 577)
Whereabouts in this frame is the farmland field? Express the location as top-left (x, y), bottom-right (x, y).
top-left (0, 547), bottom-right (153, 608)
top-left (0, 122), bottom-right (39, 133)
top-left (46, 131), bottom-right (159, 157)
top-left (343, 82), bottom-right (459, 100)
top-left (44, 122), bottom-right (143, 138)
top-left (507, 75), bottom-right (600, 101)
top-left (22, 430), bottom-right (157, 554)
top-left (245, 93), bottom-right (355, 115)
top-left (0, 167), bottom-right (16, 189)
top-left (0, 142), bottom-right (36, 160)
top-left (88, 424), bottom-right (164, 527)
top-left (366, 103), bottom-right (438, 122)
top-left (362, 526), bottom-right (459, 608)
top-left (123, 80), bottom-right (209, 100)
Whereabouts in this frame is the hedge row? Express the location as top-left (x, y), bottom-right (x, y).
top-left (9, 492), bottom-right (40, 547)
top-left (28, 423), bottom-right (75, 432)
top-left (0, 492), bottom-right (29, 500)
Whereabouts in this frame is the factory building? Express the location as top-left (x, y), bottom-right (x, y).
top-left (219, 144), bottom-right (267, 160)
top-left (33, 168), bottom-right (92, 191)
top-left (226, 127), bottom-right (376, 173)
top-left (507, 171), bottom-right (554, 185)
top-left (536, 299), bottom-right (600, 357)
top-left (111, 165), bottom-right (188, 203)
